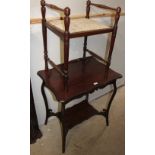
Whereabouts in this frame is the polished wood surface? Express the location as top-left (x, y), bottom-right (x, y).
top-left (64, 7), bottom-right (70, 77)
top-left (62, 100), bottom-right (101, 130)
top-left (107, 7), bottom-right (121, 66)
top-left (47, 58), bottom-right (66, 77)
top-left (38, 56), bottom-right (122, 103)
top-left (41, 0), bottom-right (48, 71)
top-left (86, 0), bottom-right (91, 18)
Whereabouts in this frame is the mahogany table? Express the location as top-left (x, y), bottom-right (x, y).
top-left (38, 0), bottom-right (122, 153)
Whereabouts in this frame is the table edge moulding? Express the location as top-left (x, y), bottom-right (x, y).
top-left (37, 0), bottom-right (122, 153)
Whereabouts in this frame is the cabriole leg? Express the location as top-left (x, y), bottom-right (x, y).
top-left (104, 81), bottom-right (117, 126)
top-left (41, 82), bottom-right (49, 125)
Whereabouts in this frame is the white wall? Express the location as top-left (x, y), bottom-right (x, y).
top-left (30, 0), bottom-right (125, 125)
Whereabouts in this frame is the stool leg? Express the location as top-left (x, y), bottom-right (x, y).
top-left (41, 82), bottom-right (49, 125)
top-left (104, 81), bottom-right (117, 126)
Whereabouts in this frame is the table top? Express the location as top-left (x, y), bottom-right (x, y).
top-left (38, 57), bottom-right (122, 103)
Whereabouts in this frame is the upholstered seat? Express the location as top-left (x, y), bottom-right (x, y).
top-left (47, 18), bottom-right (110, 33)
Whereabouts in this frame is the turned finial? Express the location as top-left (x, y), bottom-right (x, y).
top-left (114, 7), bottom-right (121, 25)
top-left (64, 7), bottom-right (70, 32)
top-left (86, 0), bottom-right (91, 18)
top-left (64, 7), bottom-right (70, 16)
top-left (41, 0), bottom-right (45, 6)
top-left (87, 0), bottom-right (91, 6)
top-left (116, 7), bottom-right (121, 14)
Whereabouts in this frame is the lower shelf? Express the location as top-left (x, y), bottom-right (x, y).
top-left (62, 100), bottom-right (105, 130)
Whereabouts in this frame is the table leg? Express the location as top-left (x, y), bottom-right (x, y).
top-left (61, 103), bottom-right (67, 153)
top-left (103, 81), bottom-right (117, 126)
top-left (41, 82), bottom-right (50, 125)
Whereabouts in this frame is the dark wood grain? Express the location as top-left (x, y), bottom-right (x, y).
top-left (63, 100), bottom-right (99, 130)
top-left (38, 56), bottom-right (122, 103)
top-left (39, 1), bottom-right (122, 153)
top-left (41, 0), bottom-right (48, 71)
top-left (107, 7), bottom-right (121, 66)
top-left (47, 58), bottom-right (66, 77)
top-left (83, 0), bottom-right (90, 59)
top-left (86, 0), bottom-right (91, 18)
top-left (105, 81), bottom-right (117, 126)
top-left (63, 7), bottom-right (70, 77)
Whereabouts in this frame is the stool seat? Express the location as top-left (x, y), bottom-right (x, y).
top-left (46, 18), bottom-right (113, 38)
top-left (47, 18), bottom-right (111, 33)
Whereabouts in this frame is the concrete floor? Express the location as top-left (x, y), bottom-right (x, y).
top-left (31, 86), bottom-right (125, 155)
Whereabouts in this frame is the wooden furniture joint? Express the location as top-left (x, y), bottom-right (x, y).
top-left (37, 0), bottom-right (123, 153)
top-left (47, 58), bottom-right (66, 77)
top-left (86, 48), bottom-right (109, 65)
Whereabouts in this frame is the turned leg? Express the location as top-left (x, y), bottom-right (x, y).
top-left (63, 33), bottom-right (69, 90)
top-left (104, 81), bottom-right (117, 126)
top-left (41, 82), bottom-right (50, 125)
top-left (63, 7), bottom-right (70, 89)
top-left (61, 103), bottom-right (67, 153)
top-left (41, 1), bottom-right (48, 71)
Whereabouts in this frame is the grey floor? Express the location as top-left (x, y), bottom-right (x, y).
top-left (31, 86), bottom-right (125, 155)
